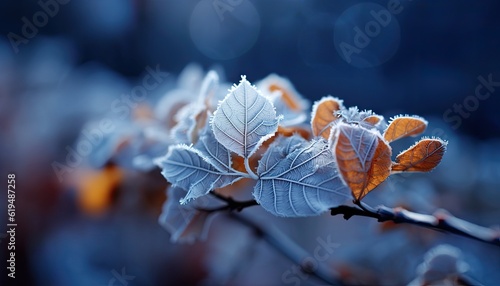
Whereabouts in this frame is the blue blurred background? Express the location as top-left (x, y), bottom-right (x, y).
top-left (0, 1), bottom-right (499, 285)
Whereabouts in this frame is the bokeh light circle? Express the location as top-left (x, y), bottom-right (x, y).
top-left (334, 3), bottom-right (401, 68)
top-left (190, 0), bottom-right (260, 60)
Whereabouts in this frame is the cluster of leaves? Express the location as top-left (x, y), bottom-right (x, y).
top-left (155, 71), bottom-right (446, 241)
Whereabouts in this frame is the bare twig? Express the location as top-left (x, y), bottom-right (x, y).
top-left (331, 203), bottom-right (500, 247)
top-left (204, 193), bottom-right (497, 286)
top-left (203, 191), bottom-right (258, 212)
top-left (205, 193), bottom-right (500, 247)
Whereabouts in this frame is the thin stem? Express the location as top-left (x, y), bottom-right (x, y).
top-left (227, 213), bottom-right (347, 286)
top-left (354, 200), bottom-right (375, 212)
top-left (330, 205), bottom-right (379, 220)
top-left (244, 157), bottom-right (259, 180)
top-left (330, 204), bottom-right (500, 247)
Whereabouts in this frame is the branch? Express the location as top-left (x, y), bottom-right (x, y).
top-left (205, 193), bottom-right (500, 247)
top-left (227, 213), bottom-right (348, 286)
top-left (330, 203), bottom-right (500, 247)
top-left (200, 192), bottom-right (258, 213)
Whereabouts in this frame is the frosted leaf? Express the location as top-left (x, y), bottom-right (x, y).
top-left (170, 71), bottom-right (220, 144)
top-left (256, 134), bottom-right (309, 174)
top-left (159, 187), bottom-right (223, 243)
top-left (131, 143), bottom-right (168, 172)
top-left (82, 120), bottom-right (136, 168)
top-left (194, 125), bottom-right (235, 172)
top-left (254, 139), bottom-right (350, 217)
top-left (155, 89), bottom-right (195, 129)
top-left (362, 114), bottom-right (384, 127)
top-left (383, 115), bottom-right (428, 143)
top-left (211, 76), bottom-right (281, 158)
top-left (336, 107), bottom-right (384, 128)
top-left (257, 74), bottom-right (309, 126)
top-left (177, 63), bottom-right (204, 91)
top-left (323, 106), bottom-right (386, 142)
top-left (310, 96), bottom-right (344, 139)
top-left (392, 138), bottom-right (447, 173)
top-left (408, 244), bottom-right (469, 286)
top-left (333, 122), bottom-right (391, 200)
top-left (170, 103), bottom-right (205, 144)
top-left (199, 70), bottom-right (219, 100)
top-left (155, 145), bottom-right (244, 204)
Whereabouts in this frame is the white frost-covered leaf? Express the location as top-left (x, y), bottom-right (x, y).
top-left (211, 76), bottom-right (281, 158)
top-left (170, 103), bottom-right (205, 144)
top-left (254, 138), bottom-right (350, 217)
top-left (155, 145), bottom-right (243, 204)
top-left (256, 134), bottom-right (309, 174)
top-left (194, 125), bottom-right (234, 172)
top-left (159, 187), bottom-right (222, 243)
top-left (170, 71), bottom-right (220, 144)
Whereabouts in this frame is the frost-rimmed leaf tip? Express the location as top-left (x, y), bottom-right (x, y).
top-left (383, 115), bottom-right (428, 143)
top-left (310, 96), bottom-right (344, 139)
top-left (392, 137), bottom-right (447, 173)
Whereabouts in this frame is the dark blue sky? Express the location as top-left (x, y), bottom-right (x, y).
top-left (1, 0), bottom-right (499, 138)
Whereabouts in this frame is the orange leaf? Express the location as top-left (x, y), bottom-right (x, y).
top-left (311, 96), bottom-right (344, 139)
top-left (269, 83), bottom-right (301, 111)
top-left (362, 115), bottom-right (384, 126)
top-left (365, 138), bottom-right (392, 199)
top-left (277, 125), bottom-right (311, 139)
top-left (261, 75), bottom-right (306, 112)
top-left (392, 138), bottom-right (447, 172)
top-left (334, 123), bottom-right (392, 201)
top-left (383, 116), bottom-right (427, 143)
top-left (191, 110), bottom-right (209, 143)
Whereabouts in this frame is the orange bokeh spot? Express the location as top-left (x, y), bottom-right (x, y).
top-left (77, 165), bottom-right (123, 215)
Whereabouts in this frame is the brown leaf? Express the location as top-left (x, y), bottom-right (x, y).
top-left (334, 123), bottom-right (392, 201)
top-left (392, 138), bottom-right (447, 172)
top-left (383, 116), bottom-right (428, 143)
top-left (277, 125), bottom-right (311, 139)
top-left (191, 110), bottom-right (209, 143)
top-left (365, 138), bottom-right (392, 198)
top-left (362, 115), bottom-right (384, 126)
top-left (311, 96), bottom-right (344, 139)
top-left (258, 74), bottom-right (308, 115)
top-left (269, 83), bottom-right (301, 111)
